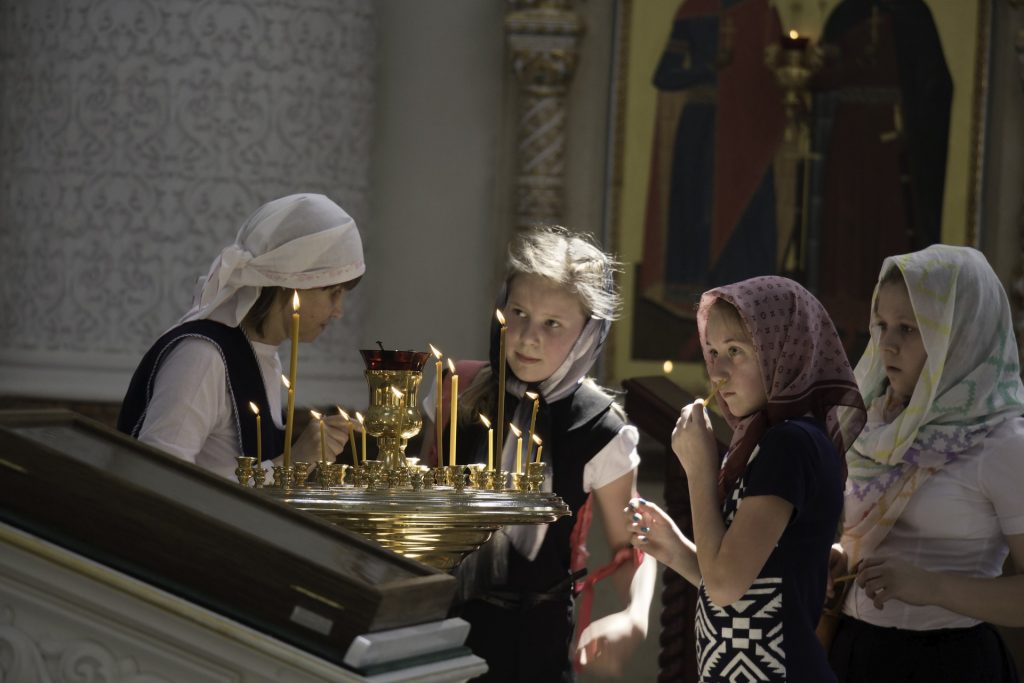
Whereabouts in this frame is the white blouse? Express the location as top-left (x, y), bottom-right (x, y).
top-left (137, 336), bottom-right (284, 480)
top-left (843, 416), bottom-right (1024, 629)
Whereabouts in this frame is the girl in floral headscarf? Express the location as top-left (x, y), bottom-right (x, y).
top-left (118, 194), bottom-right (364, 479)
top-left (628, 276), bottom-right (866, 683)
top-left (829, 245), bottom-right (1024, 682)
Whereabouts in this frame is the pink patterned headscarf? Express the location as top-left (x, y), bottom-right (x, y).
top-left (697, 276), bottom-right (867, 501)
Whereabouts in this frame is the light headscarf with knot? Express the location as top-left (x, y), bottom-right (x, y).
top-left (180, 194), bottom-right (365, 326)
top-left (697, 276), bottom-right (866, 503)
top-left (842, 245), bottom-right (1024, 567)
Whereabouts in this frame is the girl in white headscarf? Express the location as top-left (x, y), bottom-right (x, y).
top-left (829, 245), bottom-right (1024, 682)
top-left (118, 194), bottom-right (365, 480)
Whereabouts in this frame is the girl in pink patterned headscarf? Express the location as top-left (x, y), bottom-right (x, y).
top-left (628, 276), bottom-right (865, 683)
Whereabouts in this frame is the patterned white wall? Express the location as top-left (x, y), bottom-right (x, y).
top-left (0, 0), bottom-right (375, 404)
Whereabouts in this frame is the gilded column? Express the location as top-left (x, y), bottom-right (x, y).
top-left (505, 1), bottom-right (583, 229)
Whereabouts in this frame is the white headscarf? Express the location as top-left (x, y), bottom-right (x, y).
top-left (180, 194), bottom-right (365, 326)
top-left (843, 245), bottom-right (1024, 566)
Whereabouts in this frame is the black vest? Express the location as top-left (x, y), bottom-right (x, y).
top-left (454, 382), bottom-right (625, 593)
top-left (117, 320), bottom-right (285, 460)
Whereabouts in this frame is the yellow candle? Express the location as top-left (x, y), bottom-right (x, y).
top-left (283, 291), bottom-right (301, 469)
top-left (525, 391), bottom-right (539, 462)
top-left (281, 375), bottom-right (294, 469)
top-left (532, 434), bottom-right (543, 464)
top-left (337, 406), bottom-right (358, 466)
top-left (480, 414), bottom-right (493, 471)
top-left (310, 410), bottom-right (326, 465)
top-left (430, 343), bottom-right (443, 465)
top-left (495, 309), bottom-right (507, 464)
top-left (356, 411), bottom-right (366, 461)
top-left (249, 401), bottom-right (262, 466)
top-left (447, 358), bottom-right (458, 466)
top-left (509, 423), bottom-right (522, 475)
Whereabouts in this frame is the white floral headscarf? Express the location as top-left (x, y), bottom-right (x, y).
top-left (843, 245), bottom-right (1024, 566)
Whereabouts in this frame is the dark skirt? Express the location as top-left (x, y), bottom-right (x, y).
top-left (830, 616), bottom-right (1019, 683)
top-left (458, 597), bottom-right (575, 683)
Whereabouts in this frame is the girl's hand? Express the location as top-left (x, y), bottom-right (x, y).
top-left (857, 556), bottom-right (934, 610)
top-left (575, 611), bottom-right (644, 677)
top-left (671, 400), bottom-right (718, 477)
top-left (827, 543), bottom-right (849, 600)
top-left (291, 413), bottom-right (351, 463)
top-left (625, 498), bottom-right (688, 570)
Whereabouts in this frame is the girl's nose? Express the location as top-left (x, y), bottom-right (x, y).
top-left (879, 329), bottom-right (897, 353)
top-left (520, 320), bottom-right (541, 345)
top-left (709, 362), bottom-right (729, 384)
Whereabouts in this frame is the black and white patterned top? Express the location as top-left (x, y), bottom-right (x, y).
top-left (695, 418), bottom-right (843, 683)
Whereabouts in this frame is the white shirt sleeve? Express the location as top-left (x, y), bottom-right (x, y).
top-left (979, 417), bottom-right (1024, 536)
top-left (137, 339), bottom-right (234, 464)
top-left (582, 424), bottom-right (641, 493)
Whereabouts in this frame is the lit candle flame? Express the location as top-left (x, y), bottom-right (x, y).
top-left (509, 423), bottom-right (522, 437)
top-left (292, 290), bottom-right (301, 311)
top-left (480, 414), bottom-right (491, 428)
top-left (495, 309), bottom-right (506, 326)
top-left (447, 358), bottom-right (456, 373)
top-left (663, 360), bottom-right (674, 374)
top-left (336, 406), bottom-right (350, 420)
top-left (525, 391), bottom-right (538, 401)
top-left (249, 401), bottom-right (259, 415)
top-left (429, 343), bottom-right (442, 359)
top-left (310, 409), bottom-right (322, 420)
top-left (281, 374), bottom-right (290, 389)
top-left (355, 411), bottom-right (364, 425)
top-left (788, 29), bottom-right (799, 39)
top-left (532, 434), bottom-right (542, 446)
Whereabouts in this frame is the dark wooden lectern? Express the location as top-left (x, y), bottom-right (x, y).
top-left (0, 410), bottom-right (457, 671)
top-left (622, 377), bottom-right (731, 683)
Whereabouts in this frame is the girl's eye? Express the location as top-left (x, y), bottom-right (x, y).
top-left (708, 349), bottom-right (719, 359)
top-left (874, 321), bottom-right (887, 332)
top-left (900, 324), bottom-right (916, 335)
top-left (512, 308), bottom-right (527, 318)
top-left (728, 346), bottom-right (740, 357)
top-left (545, 319), bottom-right (561, 329)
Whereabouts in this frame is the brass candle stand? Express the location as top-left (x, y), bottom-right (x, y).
top-left (235, 348), bottom-right (569, 571)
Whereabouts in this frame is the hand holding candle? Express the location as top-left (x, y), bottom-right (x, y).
top-left (447, 358), bottom-right (459, 466)
top-left (480, 414), bottom-right (493, 471)
top-left (248, 401), bottom-right (262, 466)
top-left (509, 423), bottom-right (522, 475)
top-left (430, 344), bottom-right (443, 465)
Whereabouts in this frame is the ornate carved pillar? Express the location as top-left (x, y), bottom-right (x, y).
top-left (505, 0), bottom-right (583, 229)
